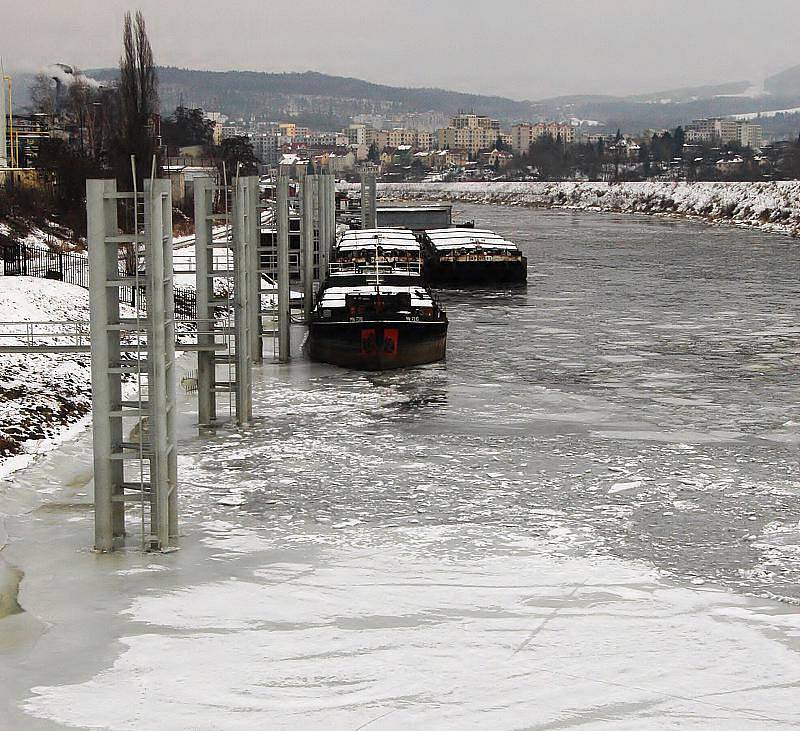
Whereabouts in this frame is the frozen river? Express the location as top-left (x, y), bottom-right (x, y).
top-left (2, 206), bottom-right (800, 728)
top-left (196, 204), bottom-right (800, 600)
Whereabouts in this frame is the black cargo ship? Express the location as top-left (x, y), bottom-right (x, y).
top-left (420, 228), bottom-right (527, 284)
top-left (307, 230), bottom-right (447, 370)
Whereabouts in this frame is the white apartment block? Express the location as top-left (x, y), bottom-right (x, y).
top-left (736, 122), bottom-right (763, 149)
top-left (347, 124), bottom-right (368, 146)
top-left (375, 127), bottom-right (434, 151)
top-left (430, 113), bottom-right (502, 155)
top-left (450, 113), bottom-right (500, 131)
top-left (308, 132), bottom-right (349, 147)
top-left (511, 122), bottom-right (576, 153)
top-left (685, 118), bottom-right (762, 149)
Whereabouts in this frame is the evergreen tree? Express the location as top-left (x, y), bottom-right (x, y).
top-left (638, 142), bottom-right (651, 177)
top-left (161, 106), bottom-right (215, 148)
top-left (367, 142), bottom-right (380, 163)
top-left (213, 136), bottom-right (259, 176)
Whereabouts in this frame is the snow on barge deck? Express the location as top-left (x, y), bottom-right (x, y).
top-left (420, 227), bottom-right (527, 285)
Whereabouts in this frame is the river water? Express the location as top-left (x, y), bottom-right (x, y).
top-left (5, 205), bottom-right (800, 728)
top-left (184, 205), bottom-right (800, 600)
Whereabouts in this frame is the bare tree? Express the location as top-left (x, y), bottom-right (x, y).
top-left (29, 73), bottom-right (56, 116)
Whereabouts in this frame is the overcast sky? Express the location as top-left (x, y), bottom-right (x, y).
top-left (3, 0), bottom-right (800, 99)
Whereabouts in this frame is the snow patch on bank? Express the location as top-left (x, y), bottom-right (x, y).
top-left (0, 278), bottom-right (136, 479)
top-left (368, 181), bottom-right (800, 237)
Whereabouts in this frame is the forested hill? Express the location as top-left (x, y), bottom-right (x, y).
top-left (85, 65), bottom-right (800, 135)
top-left (88, 66), bottom-right (534, 128)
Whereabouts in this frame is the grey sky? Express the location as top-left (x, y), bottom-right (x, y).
top-left (3, 0), bottom-right (800, 100)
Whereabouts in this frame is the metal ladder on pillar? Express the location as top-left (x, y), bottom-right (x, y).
top-left (212, 182), bottom-right (237, 419)
top-left (260, 275), bottom-right (280, 363)
top-left (108, 188), bottom-right (157, 550)
top-left (255, 205), bottom-right (280, 362)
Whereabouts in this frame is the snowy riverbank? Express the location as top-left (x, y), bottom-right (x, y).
top-left (0, 278), bottom-right (96, 478)
top-left (370, 181), bottom-right (800, 237)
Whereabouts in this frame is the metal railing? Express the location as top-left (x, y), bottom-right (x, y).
top-left (1, 242), bottom-right (198, 321)
top-left (1, 243), bottom-right (90, 287)
top-left (0, 317), bottom-right (234, 353)
top-left (328, 261), bottom-right (421, 276)
top-left (0, 320), bottom-right (91, 350)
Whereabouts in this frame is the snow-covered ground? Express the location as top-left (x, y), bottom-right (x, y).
top-left (366, 181), bottom-right (800, 237)
top-left (731, 107), bottom-right (800, 120)
top-left (0, 220), bottom-right (84, 252)
top-left (0, 278), bottom-right (96, 478)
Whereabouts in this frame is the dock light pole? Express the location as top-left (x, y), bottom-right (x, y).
top-left (276, 174), bottom-right (291, 362)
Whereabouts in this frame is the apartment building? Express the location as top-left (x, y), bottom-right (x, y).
top-left (251, 133), bottom-right (280, 165)
top-left (736, 121), bottom-right (763, 149)
top-left (433, 114), bottom-right (502, 155)
top-left (511, 122), bottom-right (576, 153)
top-left (277, 122), bottom-right (309, 139)
top-left (374, 127), bottom-right (434, 151)
top-left (308, 132), bottom-right (349, 147)
top-left (685, 118), bottom-right (762, 149)
top-left (346, 123), bottom-right (372, 146)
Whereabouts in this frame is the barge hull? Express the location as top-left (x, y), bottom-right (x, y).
top-left (308, 320), bottom-right (447, 370)
top-left (425, 259), bottom-right (528, 285)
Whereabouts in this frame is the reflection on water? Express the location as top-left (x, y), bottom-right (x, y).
top-left (182, 206), bottom-right (800, 601)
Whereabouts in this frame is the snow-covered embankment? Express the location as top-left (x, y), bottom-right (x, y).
top-left (373, 181), bottom-right (800, 236)
top-left (0, 278), bottom-right (97, 477)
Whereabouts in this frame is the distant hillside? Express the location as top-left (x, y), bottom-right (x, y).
top-left (88, 66), bottom-right (535, 128)
top-left (765, 65), bottom-right (800, 96)
top-left (531, 92), bottom-right (800, 133)
top-left (627, 80), bottom-right (750, 103)
top-left (15, 63), bottom-right (800, 139)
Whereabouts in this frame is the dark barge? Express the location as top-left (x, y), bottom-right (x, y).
top-left (420, 228), bottom-right (527, 285)
top-left (307, 229), bottom-right (448, 370)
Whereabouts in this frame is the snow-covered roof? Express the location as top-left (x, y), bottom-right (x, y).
top-left (425, 227), bottom-right (520, 253)
top-left (319, 284), bottom-right (433, 309)
top-left (376, 206), bottom-right (450, 213)
top-left (338, 228), bottom-right (421, 253)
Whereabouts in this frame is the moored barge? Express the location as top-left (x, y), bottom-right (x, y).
top-left (420, 228), bottom-right (527, 285)
top-left (307, 229), bottom-right (448, 370)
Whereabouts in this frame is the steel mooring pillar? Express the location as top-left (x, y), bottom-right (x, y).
top-left (276, 174), bottom-right (291, 362)
top-left (233, 176), bottom-right (255, 423)
top-left (361, 168), bottom-right (377, 229)
top-left (194, 176), bottom-right (217, 428)
top-left (328, 172), bottom-right (338, 247)
top-left (143, 178), bottom-right (178, 547)
top-left (317, 173), bottom-right (329, 284)
top-left (87, 177), bottom-right (178, 552)
top-left (87, 179), bottom-right (125, 552)
top-left (301, 171), bottom-right (316, 321)
top-left (244, 176), bottom-right (263, 364)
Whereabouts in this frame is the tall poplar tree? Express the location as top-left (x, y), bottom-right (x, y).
top-left (113, 10), bottom-right (159, 187)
